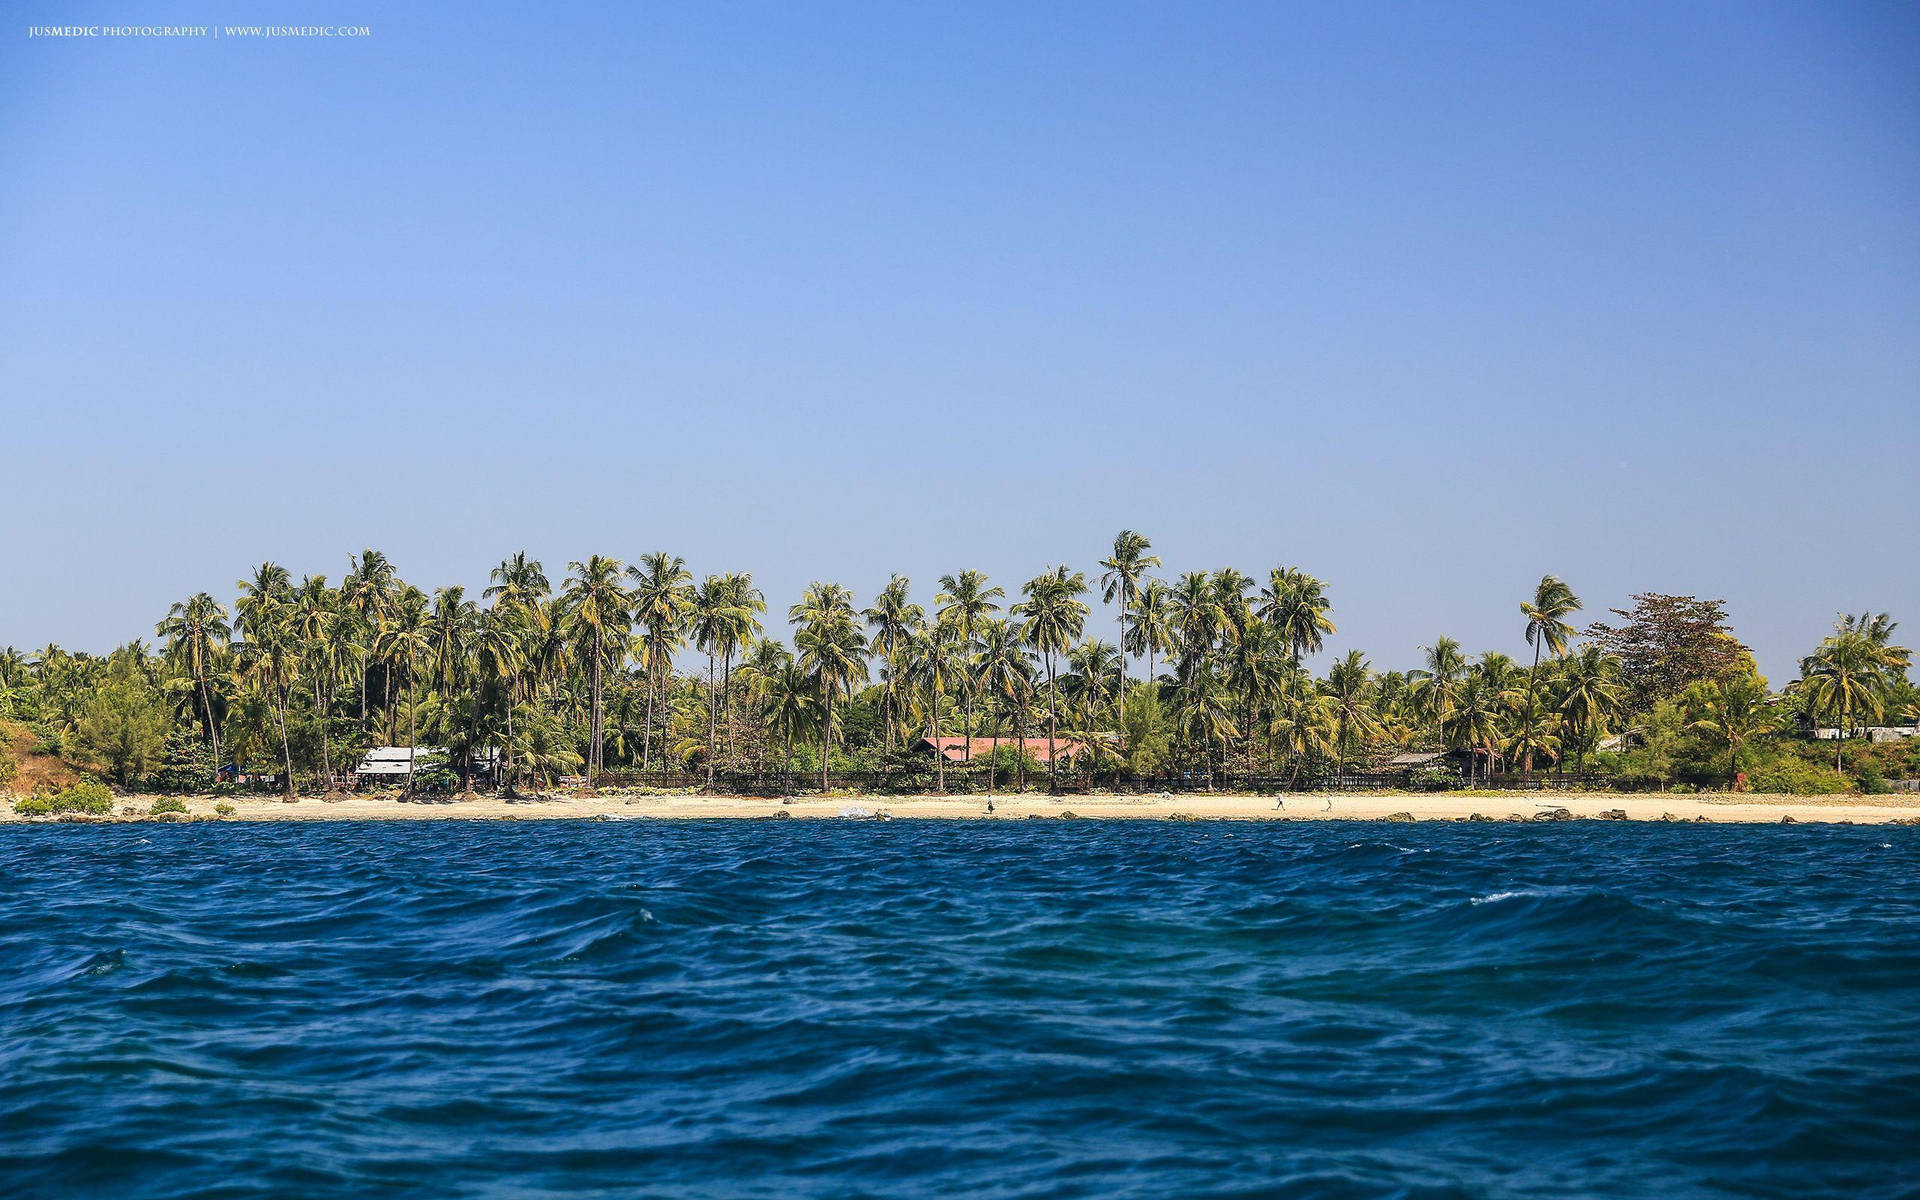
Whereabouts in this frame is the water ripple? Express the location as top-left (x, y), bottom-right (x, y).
top-left (2, 820), bottom-right (1917, 1198)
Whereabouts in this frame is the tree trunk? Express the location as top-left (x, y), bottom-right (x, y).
top-left (404, 663), bottom-right (417, 795)
top-left (1046, 654), bottom-right (1059, 793)
top-left (641, 652), bottom-right (655, 773)
top-left (706, 652), bottom-right (718, 791)
top-left (1522, 640), bottom-right (1542, 775)
top-left (933, 683), bottom-right (945, 793)
top-left (314, 675), bottom-right (331, 788)
top-left (822, 691), bottom-right (833, 795)
top-left (276, 682), bottom-right (295, 798)
top-left (198, 673), bottom-right (221, 779)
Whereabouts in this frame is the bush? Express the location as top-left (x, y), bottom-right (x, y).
top-left (1745, 756), bottom-right (1853, 796)
top-left (1855, 762), bottom-right (1891, 795)
top-left (1409, 767), bottom-right (1464, 792)
top-left (214, 802), bottom-right (236, 818)
top-left (0, 747), bottom-right (15, 791)
top-left (149, 796), bottom-right (188, 815)
top-left (14, 780), bottom-right (115, 817)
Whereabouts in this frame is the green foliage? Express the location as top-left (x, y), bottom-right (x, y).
top-left (1744, 754), bottom-right (1853, 796)
top-left (1409, 766), bottom-right (1464, 792)
top-left (0, 746), bottom-right (15, 791)
top-left (1119, 684), bottom-right (1170, 776)
top-left (15, 779), bottom-right (115, 817)
top-left (149, 796), bottom-right (188, 815)
top-left (149, 729), bottom-right (217, 792)
top-left (72, 678), bottom-right (171, 786)
top-left (214, 801), bottom-right (237, 817)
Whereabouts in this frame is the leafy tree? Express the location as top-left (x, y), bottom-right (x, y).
top-left (73, 672), bottom-right (172, 786)
top-left (791, 582), bottom-right (869, 793)
top-left (1585, 593), bottom-right (1746, 712)
top-left (935, 570), bottom-right (1004, 761)
top-left (560, 556), bottom-right (631, 787)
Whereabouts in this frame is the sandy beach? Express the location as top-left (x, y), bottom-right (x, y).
top-left (12, 790), bottom-right (1919, 825)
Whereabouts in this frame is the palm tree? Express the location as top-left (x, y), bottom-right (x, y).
top-left (290, 575), bottom-right (338, 785)
top-left (713, 573), bottom-right (766, 766)
top-left (1323, 650), bottom-right (1383, 774)
top-left (625, 552), bottom-right (692, 777)
top-left (374, 587), bottom-right (431, 793)
top-left (156, 592), bottom-right (230, 773)
top-left (935, 571), bottom-right (1004, 764)
top-left (974, 618), bottom-right (1031, 793)
top-left (690, 575), bottom-right (747, 789)
top-left (343, 549), bottom-right (396, 732)
top-left (903, 619), bottom-right (958, 791)
top-left (233, 564), bottom-right (299, 795)
top-left (1271, 680), bottom-right (1337, 786)
top-left (864, 575), bottom-right (923, 753)
top-left (1015, 567), bottom-right (1090, 792)
top-left (1098, 531), bottom-right (1160, 696)
top-left (1688, 671), bottom-right (1770, 786)
top-left (1171, 667), bottom-right (1238, 787)
top-left (560, 556), bottom-right (630, 788)
top-left (1260, 568), bottom-right (1336, 670)
top-left (1518, 574), bottom-right (1582, 774)
top-left (1126, 578), bottom-right (1173, 683)
top-left (790, 582), bottom-right (869, 794)
top-left (1795, 628), bottom-right (1892, 768)
top-left (1450, 674), bottom-right (1507, 784)
top-left (1062, 639), bottom-right (1123, 751)
top-left (759, 656), bottom-right (818, 787)
top-left (1410, 636), bottom-right (1467, 753)
top-left (1552, 645), bottom-right (1622, 771)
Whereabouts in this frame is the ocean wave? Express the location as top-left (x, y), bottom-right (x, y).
top-left (1, 820), bottom-right (1916, 1198)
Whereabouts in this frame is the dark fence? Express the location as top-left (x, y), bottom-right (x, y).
top-left (582, 768), bottom-right (1631, 796)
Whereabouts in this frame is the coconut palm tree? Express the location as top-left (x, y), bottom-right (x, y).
top-left (1409, 636), bottom-right (1466, 752)
top-left (935, 570), bottom-right (1004, 762)
top-left (156, 592), bottom-right (231, 772)
top-left (626, 553), bottom-right (693, 776)
top-left (689, 574), bottom-right (754, 789)
top-left (1271, 679), bottom-right (1337, 786)
top-left (343, 549), bottom-right (397, 732)
top-left (973, 617), bottom-right (1032, 793)
top-left (560, 556), bottom-right (630, 788)
top-left (290, 575), bottom-right (338, 785)
top-left (1552, 645), bottom-right (1622, 771)
top-left (1450, 674), bottom-right (1507, 784)
top-left (374, 587), bottom-right (431, 793)
top-left (713, 573), bottom-right (766, 765)
top-left (864, 575), bottom-right (923, 753)
top-left (1518, 574), bottom-right (1582, 773)
top-left (1062, 639), bottom-right (1123, 746)
top-left (903, 619), bottom-right (959, 791)
top-left (1015, 566), bottom-right (1090, 791)
top-left (1260, 568), bottom-right (1336, 670)
top-left (1126, 578), bottom-right (1174, 683)
top-left (1098, 531), bottom-right (1160, 696)
top-left (1322, 650), bottom-right (1382, 774)
top-left (758, 656), bottom-right (818, 788)
top-left (790, 582), bottom-right (868, 794)
top-left (1687, 670), bottom-right (1770, 786)
top-left (1795, 628), bottom-right (1892, 768)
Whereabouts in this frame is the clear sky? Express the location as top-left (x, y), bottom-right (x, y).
top-left (2, 1), bottom-right (1915, 682)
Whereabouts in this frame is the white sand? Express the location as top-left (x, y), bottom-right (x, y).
top-left (17, 790), bottom-right (1917, 825)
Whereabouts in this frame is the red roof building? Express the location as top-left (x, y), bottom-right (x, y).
top-left (911, 736), bottom-right (1096, 765)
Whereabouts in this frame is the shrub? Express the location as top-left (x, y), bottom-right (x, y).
top-left (214, 802), bottom-right (236, 818)
top-left (1409, 767), bottom-right (1464, 792)
top-left (1855, 762), bottom-right (1891, 795)
top-left (0, 747), bottom-right (16, 791)
top-left (149, 796), bottom-right (189, 816)
top-left (1746, 756), bottom-right (1853, 796)
top-left (14, 780), bottom-right (115, 817)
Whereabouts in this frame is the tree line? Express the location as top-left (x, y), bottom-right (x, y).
top-left (1, 534), bottom-right (1913, 796)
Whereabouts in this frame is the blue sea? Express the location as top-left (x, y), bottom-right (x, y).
top-left (3, 820), bottom-right (1917, 1199)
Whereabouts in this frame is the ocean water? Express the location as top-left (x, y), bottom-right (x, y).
top-left (3, 820), bottom-right (1917, 1199)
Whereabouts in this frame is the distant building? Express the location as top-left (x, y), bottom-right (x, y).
top-left (1813, 726), bottom-right (1918, 743)
top-left (353, 746), bottom-right (498, 783)
top-left (910, 736), bottom-right (1101, 765)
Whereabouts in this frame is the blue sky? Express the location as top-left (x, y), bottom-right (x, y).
top-left (2, 1), bottom-right (1915, 681)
